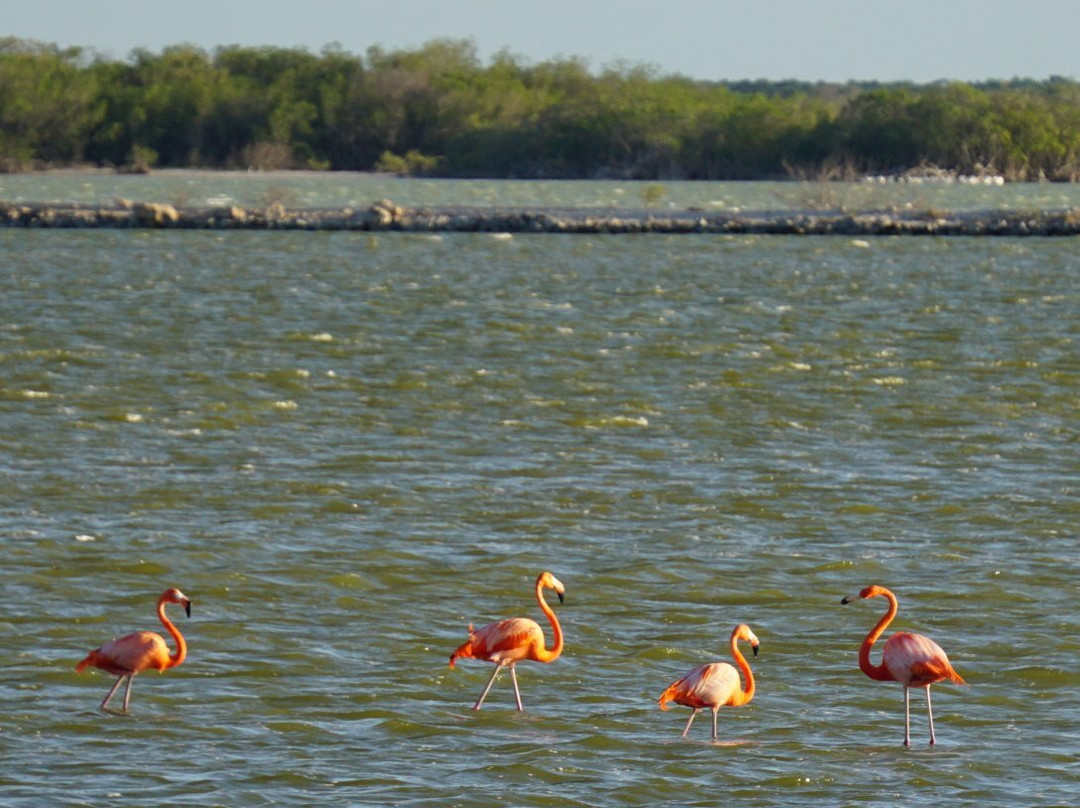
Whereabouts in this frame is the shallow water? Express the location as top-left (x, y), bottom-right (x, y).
top-left (5, 169), bottom-right (1080, 213)
top-left (1, 183), bottom-right (1079, 806)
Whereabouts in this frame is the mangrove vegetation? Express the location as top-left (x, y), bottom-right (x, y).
top-left (2, 36), bottom-right (1080, 181)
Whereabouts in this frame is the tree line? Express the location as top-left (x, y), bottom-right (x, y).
top-left (3, 36), bottom-right (1080, 181)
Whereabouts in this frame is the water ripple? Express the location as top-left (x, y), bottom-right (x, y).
top-left (1, 227), bottom-right (1078, 806)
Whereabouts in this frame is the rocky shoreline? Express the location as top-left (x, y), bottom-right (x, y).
top-left (3, 198), bottom-right (1080, 236)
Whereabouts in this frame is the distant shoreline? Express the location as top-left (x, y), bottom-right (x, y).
top-left (4, 199), bottom-right (1079, 236)
top-left (17, 166), bottom-right (387, 180)
top-left (10, 166), bottom-right (1012, 186)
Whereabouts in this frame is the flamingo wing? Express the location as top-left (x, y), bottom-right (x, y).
top-left (662, 662), bottom-right (741, 709)
top-left (84, 631), bottom-right (172, 675)
top-left (883, 632), bottom-right (963, 687)
top-left (468, 618), bottom-right (544, 664)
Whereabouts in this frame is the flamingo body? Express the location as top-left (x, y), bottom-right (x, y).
top-left (658, 624), bottom-right (759, 740)
top-left (77, 632), bottom-right (175, 676)
top-left (449, 571), bottom-right (565, 711)
top-left (454, 617), bottom-right (548, 666)
top-left (75, 588), bottom-right (192, 713)
top-left (842, 584), bottom-right (965, 746)
top-left (660, 661), bottom-right (742, 710)
top-left (882, 631), bottom-right (961, 688)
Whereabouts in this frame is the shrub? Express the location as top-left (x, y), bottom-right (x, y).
top-left (374, 149), bottom-right (442, 176)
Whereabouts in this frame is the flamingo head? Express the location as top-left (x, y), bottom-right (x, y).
top-left (161, 588), bottom-right (192, 617)
top-left (733, 624), bottom-right (760, 656)
top-left (537, 571), bottom-right (565, 604)
top-left (840, 584), bottom-right (888, 604)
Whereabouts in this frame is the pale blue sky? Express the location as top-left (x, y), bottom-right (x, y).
top-left (7, 0), bottom-right (1078, 82)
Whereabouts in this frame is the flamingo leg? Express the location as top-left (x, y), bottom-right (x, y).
top-left (100, 675), bottom-right (126, 711)
top-left (681, 709), bottom-right (698, 738)
top-left (508, 664), bottom-right (524, 711)
top-left (903, 687), bottom-right (911, 747)
top-left (472, 664), bottom-right (504, 711)
top-left (122, 673), bottom-right (136, 712)
top-left (711, 707), bottom-right (720, 741)
top-left (926, 687), bottom-right (936, 746)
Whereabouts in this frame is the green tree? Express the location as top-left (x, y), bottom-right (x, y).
top-left (124, 46), bottom-right (219, 166)
top-left (3, 37), bottom-right (1080, 180)
top-left (0, 39), bottom-right (102, 167)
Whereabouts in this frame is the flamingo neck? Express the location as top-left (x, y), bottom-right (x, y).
top-left (532, 580), bottom-right (563, 663)
top-left (729, 633), bottom-right (756, 706)
top-left (859, 591), bottom-right (897, 682)
top-left (158, 598), bottom-right (187, 669)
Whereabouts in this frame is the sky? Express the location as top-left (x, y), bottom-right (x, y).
top-left (6, 0), bottom-right (1080, 83)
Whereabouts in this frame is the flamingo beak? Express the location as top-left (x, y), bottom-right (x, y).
top-left (840, 594), bottom-right (854, 604)
top-left (752, 643), bottom-right (760, 657)
top-left (557, 591), bottom-right (565, 605)
top-left (183, 600), bottom-right (192, 618)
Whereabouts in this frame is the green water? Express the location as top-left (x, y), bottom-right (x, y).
top-left (6, 169), bottom-right (1080, 212)
top-left (2, 206), bottom-right (1079, 805)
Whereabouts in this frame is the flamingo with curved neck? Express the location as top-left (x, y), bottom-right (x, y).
top-left (75, 588), bottom-right (192, 713)
top-left (658, 623), bottom-right (759, 741)
top-left (841, 584), bottom-right (966, 746)
top-left (449, 571), bottom-right (565, 711)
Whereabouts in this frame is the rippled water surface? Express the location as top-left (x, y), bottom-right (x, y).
top-left (2, 179), bottom-right (1079, 807)
top-left (6, 169), bottom-right (1080, 212)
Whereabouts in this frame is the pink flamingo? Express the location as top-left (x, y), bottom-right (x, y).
top-left (842, 584), bottom-right (966, 746)
top-left (75, 588), bottom-right (192, 712)
top-left (658, 623), bottom-right (759, 740)
top-left (449, 571), bottom-right (565, 710)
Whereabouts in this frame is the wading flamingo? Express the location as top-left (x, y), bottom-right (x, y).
top-left (75, 588), bottom-right (192, 712)
top-left (658, 623), bottom-right (759, 741)
top-left (449, 571), bottom-right (565, 711)
top-left (841, 584), bottom-right (966, 746)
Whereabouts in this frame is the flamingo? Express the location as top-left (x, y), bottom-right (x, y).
top-left (841, 584), bottom-right (966, 746)
top-left (75, 588), bottom-right (192, 712)
top-left (449, 571), bottom-right (565, 711)
top-left (658, 623), bottom-right (759, 741)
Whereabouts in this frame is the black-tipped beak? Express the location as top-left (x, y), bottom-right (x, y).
top-left (557, 592), bottom-right (565, 605)
top-left (840, 595), bottom-right (852, 605)
top-left (752, 644), bottom-right (760, 657)
top-left (184, 600), bottom-right (192, 618)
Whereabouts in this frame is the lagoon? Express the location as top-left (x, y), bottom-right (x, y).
top-left (1, 177), bottom-right (1078, 806)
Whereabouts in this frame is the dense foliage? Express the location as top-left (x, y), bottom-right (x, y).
top-left (3, 37), bottom-right (1080, 180)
